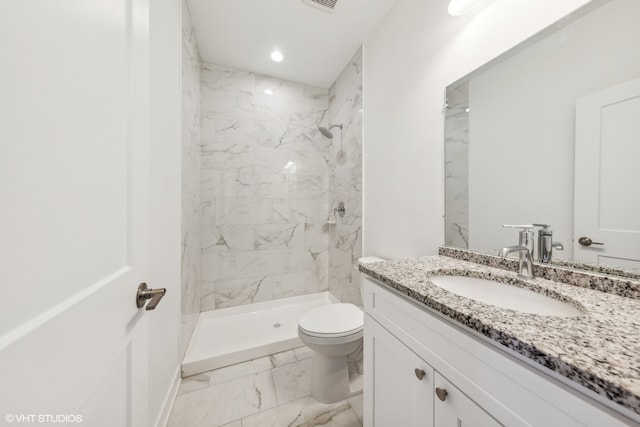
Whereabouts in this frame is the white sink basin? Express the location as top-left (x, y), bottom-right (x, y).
top-left (428, 275), bottom-right (583, 317)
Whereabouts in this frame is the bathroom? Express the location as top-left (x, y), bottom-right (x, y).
top-left (2, 0), bottom-right (640, 426)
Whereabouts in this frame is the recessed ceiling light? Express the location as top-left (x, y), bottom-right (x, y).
top-left (270, 50), bottom-right (284, 62)
top-left (264, 89), bottom-right (274, 95)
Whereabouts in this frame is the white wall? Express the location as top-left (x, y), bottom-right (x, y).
top-left (363, 0), bottom-right (593, 260)
top-left (149, 0), bottom-right (182, 424)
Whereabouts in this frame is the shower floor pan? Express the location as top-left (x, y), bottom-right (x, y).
top-left (182, 291), bottom-right (338, 377)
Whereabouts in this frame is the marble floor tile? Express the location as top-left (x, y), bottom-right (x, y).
top-left (301, 403), bottom-right (361, 427)
top-left (168, 370), bottom-right (277, 427)
top-left (209, 356), bottom-right (273, 385)
top-left (241, 396), bottom-right (361, 427)
top-left (349, 394), bottom-right (363, 423)
top-left (178, 372), bottom-right (211, 395)
top-left (170, 346), bottom-right (364, 427)
top-left (294, 346), bottom-right (313, 361)
top-left (269, 349), bottom-right (297, 367)
top-left (272, 359), bottom-right (312, 405)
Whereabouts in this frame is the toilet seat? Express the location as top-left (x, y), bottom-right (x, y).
top-left (298, 303), bottom-right (363, 338)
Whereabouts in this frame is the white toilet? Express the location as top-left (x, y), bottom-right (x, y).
top-left (298, 256), bottom-right (386, 403)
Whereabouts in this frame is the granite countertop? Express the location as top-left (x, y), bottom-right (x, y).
top-left (359, 254), bottom-right (640, 417)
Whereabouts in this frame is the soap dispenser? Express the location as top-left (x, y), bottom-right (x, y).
top-left (533, 224), bottom-right (563, 263)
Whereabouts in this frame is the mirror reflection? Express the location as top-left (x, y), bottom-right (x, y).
top-left (444, 0), bottom-right (640, 273)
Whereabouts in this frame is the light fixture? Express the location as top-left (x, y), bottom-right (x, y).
top-left (448, 0), bottom-right (481, 16)
top-left (270, 50), bottom-right (284, 62)
top-left (264, 89), bottom-right (274, 95)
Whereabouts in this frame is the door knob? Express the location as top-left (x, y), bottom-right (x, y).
top-left (436, 387), bottom-right (448, 401)
top-left (578, 237), bottom-right (604, 247)
top-left (136, 283), bottom-right (166, 310)
top-left (414, 368), bottom-right (426, 380)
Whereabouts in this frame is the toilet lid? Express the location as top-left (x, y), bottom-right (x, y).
top-left (299, 303), bottom-right (363, 337)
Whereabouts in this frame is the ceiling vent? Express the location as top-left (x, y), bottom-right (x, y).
top-left (302, 0), bottom-right (338, 13)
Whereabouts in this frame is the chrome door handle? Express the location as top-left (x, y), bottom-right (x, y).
top-left (136, 283), bottom-right (166, 310)
top-left (578, 237), bottom-right (604, 247)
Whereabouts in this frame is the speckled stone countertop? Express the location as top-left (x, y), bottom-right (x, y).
top-left (360, 254), bottom-right (640, 418)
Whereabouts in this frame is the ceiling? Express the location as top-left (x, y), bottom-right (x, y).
top-left (186, 0), bottom-right (399, 88)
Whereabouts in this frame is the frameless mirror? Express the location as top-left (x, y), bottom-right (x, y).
top-left (444, 0), bottom-right (640, 274)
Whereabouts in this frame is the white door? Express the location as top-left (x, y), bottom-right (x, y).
top-left (574, 77), bottom-right (640, 270)
top-left (0, 0), bottom-right (152, 425)
top-left (364, 315), bottom-right (434, 427)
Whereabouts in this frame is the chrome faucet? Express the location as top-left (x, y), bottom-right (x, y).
top-left (499, 245), bottom-right (534, 278)
top-left (533, 223), bottom-right (563, 263)
top-left (499, 225), bottom-right (535, 278)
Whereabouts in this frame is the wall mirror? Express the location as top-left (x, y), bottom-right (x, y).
top-left (444, 0), bottom-right (640, 274)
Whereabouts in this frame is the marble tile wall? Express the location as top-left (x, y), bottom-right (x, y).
top-left (180, 0), bottom-right (202, 359)
top-left (326, 48), bottom-right (364, 306)
top-left (444, 82), bottom-right (469, 248)
top-left (200, 62), bottom-right (330, 310)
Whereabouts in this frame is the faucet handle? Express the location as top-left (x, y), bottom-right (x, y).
top-left (503, 224), bottom-right (534, 229)
top-left (533, 224), bottom-right (552, 236)
top-left (503, 225), bottom-right (535, 249)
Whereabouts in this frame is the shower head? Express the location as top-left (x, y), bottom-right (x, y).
top-left (318, 126), bottom-right (334, 139)
top-left (318, 123), bottom-right (343, 139)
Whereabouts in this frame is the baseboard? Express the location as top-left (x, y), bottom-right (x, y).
top-left (153, 365), bottom-right (181, 427)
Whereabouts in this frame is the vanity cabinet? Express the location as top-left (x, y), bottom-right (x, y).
top-left (367, 315), bottom-right (500, 426)
top-left (363, 277), bottom-right (637, 427)
top-left (368, 316), bottom-right (434, 426)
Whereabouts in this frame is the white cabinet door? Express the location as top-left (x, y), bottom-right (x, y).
top-left (434, 372), bottom-right (502, 427)
top-left (365, 315), bottom-right (434, 427)
top-left (0, 0), bottom-right (154, 425)
top-left (574, 76), bottom-right (640, 270)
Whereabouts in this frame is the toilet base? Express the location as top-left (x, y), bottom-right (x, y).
top-left (310, 353), bottom-right (352, 403)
